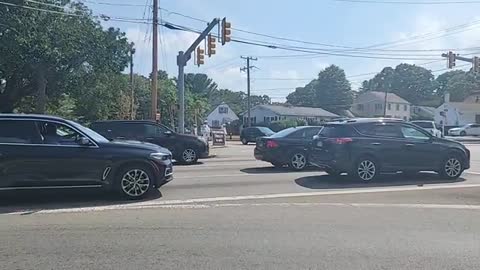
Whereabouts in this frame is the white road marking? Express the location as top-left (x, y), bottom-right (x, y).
top-left (6, 183), bottom-right (480, 215)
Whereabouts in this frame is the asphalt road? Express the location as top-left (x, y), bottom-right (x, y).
top-left (1, 142), bottom-right (480, 269)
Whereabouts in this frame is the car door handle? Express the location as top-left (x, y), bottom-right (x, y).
top-left (404, 143), bottom-right (414, 147)
top-left (370, 142), bottom-right (381, 146)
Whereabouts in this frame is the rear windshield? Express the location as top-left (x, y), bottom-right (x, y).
top-left (269, 127), bottom-right (298, 138)
top-left (318, 125), bottom-right (354, 137)
top-left (412, 122), bottom-right (434, 128)
top-left (257, 127), bottom-right (275, 135)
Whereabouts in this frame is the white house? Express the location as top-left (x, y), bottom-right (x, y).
top-left (206, 103), bottom-right (239, 128)
top-left (242, 104), bottom-right (338, 125)
top-left (351, 91), bottom-right (411, 120)
top-left (434, 93), bottom-right (480, 127)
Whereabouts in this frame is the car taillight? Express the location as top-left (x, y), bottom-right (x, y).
top-left (266, 140), bottom-right (279, 148)
top-left (329, 138), bottom-right (353, 144)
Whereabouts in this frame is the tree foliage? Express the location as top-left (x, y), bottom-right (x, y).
top-left (0, 0), bottom-right (130, 114)
top-left (286, 65), bottom-right (353, 113)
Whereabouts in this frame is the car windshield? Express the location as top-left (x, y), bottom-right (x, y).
top-left (257, 127), bottom-right (275, 135)
top-left (66, 120), bottom-right (109, 143)
top-left (269, 127), bottom-right (298, 138)
top-left (412, 122), bottom-right (434, 128)
top-left (462, 124), bottom-right (473, 128)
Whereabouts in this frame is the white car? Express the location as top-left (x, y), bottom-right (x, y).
top-left (411, 120), bottom-right (443, 138)
top-left (448, 124), bottom-right (480, 136)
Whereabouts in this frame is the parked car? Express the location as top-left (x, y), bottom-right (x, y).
top-left (309, 118), bottom-right (470, 181)
top-left (448, 124), bottom-right (480, 136)
top-left (90, 120), bottom-right (209, 164)
top-left (411, 120), bottom-right (443, 138)
top-left (0, 114), bottom-right (173, 199)
top-left (254, 126), bottom-right (323, 170)
top-left (240, 127), bottom-right (275, 145)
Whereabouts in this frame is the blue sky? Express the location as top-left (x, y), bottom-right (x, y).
top-left (90, 0), bottom-right (480, 101)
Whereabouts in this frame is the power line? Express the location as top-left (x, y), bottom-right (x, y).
top-left (334, 0), bottom-right (480, 4)
top-left (77, 0), bottom-right (147, 7)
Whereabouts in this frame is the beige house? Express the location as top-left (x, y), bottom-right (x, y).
top-left (351, 91), bottom-right (411, 120)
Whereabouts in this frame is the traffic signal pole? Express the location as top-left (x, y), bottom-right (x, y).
top-left (176, 18), bottom-right (220, 133)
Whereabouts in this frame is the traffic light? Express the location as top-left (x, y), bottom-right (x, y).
top-left (473, 56), bottom-right (480, 73)
top-left (207, 34), bottom-right (216, 57)
top-left (448, 51), bottom-right (456, 69)
top-left (196, 47), bottom-right (204, 66)
top-left (221, 17), bottom-right (231, 45)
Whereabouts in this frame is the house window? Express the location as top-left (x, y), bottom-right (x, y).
top-left (404, 104), bottom-right (407, 111)
top-left (403, 116), bottom-right (407, 121)
top-left (253, 117), bottom-right (256, 124)
top-left (218, 107), bottom-right (228, 114)
top-left (264, 116), bottom-right (268, 123)
top-left (388, 103), bottom-right (391, 110)
top-left (357, 104), bottom-right (364, 111)
top-left (212, 120), bottom-right (220, 127)
top-left (396, 104), bottom-right (400, 111)
top-left (476, 114), bottom-right (480, 124)
top-left (375, 104), bottom-right (382, 111)
top-left (274, 116), bottom-right (278, 121)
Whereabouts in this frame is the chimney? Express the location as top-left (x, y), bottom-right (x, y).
top-left (444, 92), bottom-right (450, 103)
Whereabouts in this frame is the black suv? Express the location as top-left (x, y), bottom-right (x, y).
top-left (91, 120), bottom-right (209, 164)
top-left (240, 127), bottom-right (275, 145)
top-left (309, 118), bottom-right (470, 181)
top-left (0, 114), bottom-right (173, 199)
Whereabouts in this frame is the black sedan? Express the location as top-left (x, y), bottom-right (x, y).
top-left (0, 114), bottom-right (173, 199)
top-left (254, 126), bottom-right (323, 170)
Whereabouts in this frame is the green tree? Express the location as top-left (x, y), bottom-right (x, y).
top-left (0, 0), bottom-right (130, 113)
top-left (435, 70), bottom-right (480, 102)
top-left (287, 65), bottom-right (353, 113)
top-left (184, 73), bottom-right (218, 97)
top-left (361, 64), bottom-right (435, 104)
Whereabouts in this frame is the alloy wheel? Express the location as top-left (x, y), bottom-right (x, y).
top-left (121, 169), bottom-right (150, 197)
top-left (182, 148), bottom-right (197, 163)
top-left (445, 158), bottom-right (462, 178)
top-left (357, 160), bottom-right (376, 181)
top-left (291, 153), bottom-right (306, 170)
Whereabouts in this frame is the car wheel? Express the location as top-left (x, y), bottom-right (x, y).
top-left (241, 138), bottom-right (248, 145)
top-left (115, 165), bottom-right (154, 199)
top-left (352, 157), bottom-right (378, 182)
top-left (289, 152), bottom-right (307, 171)
top-left (460, 131), bottom-right (467, 136)
top-left (439, 154), bottom-right (464, 180)
top-left (181, 148), bottom-right (198, 164)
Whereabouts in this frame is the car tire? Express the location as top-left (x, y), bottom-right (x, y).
top-left (180, 147), bottom-right (198, 164)
top-left (289, 152), bottom-right (307, 171)
top-left (241, 138), bottom-right (248, 145)
top-left (460, 131), bottom-right (467, 136)
top-left (114, 165), bottom-right (154, 200)
top-left (351, 156), bottom-right (378, 182)
top-left (439, 154), bottom-right (464, 180)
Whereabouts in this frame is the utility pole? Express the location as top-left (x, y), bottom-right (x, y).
top-left (129, 43), bottom-right (135, 120)
top-left (241, 56), bottom-right (257, 127)
top-left (383, 90), bottom-right (388, 117)
top-left (177, 18), bottom-right (222, 133)
top-left (151, 0), bottom-right (159, 121)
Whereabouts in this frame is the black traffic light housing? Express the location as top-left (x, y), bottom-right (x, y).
top-left (196, 47), bottom-right (204, 66)
top-left (448, 51), bottom-right (456, 69)
top-left (207, 34), bottom-right (216, 57)
top-left (221, 17), bottom-right (231, 45)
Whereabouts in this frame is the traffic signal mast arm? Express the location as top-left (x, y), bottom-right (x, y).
top-left (178, 18), bottom-right (220, 66)
top-left (442, 51), bottom-right (480, 72)
top-left (441, 53), bottom-right (473, 63)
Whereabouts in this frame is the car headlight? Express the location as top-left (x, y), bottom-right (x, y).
top-left (150, 152), bottom-right (171, 161)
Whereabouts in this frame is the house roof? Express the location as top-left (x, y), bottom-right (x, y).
top-left (256, 105), bottom-right (338, 118)
top-left (450, 102), bottom-right (480, 112)
top-left (413, 105), bottom-right (436, 113)
top-left (365, 91), bottom-right (410, 104)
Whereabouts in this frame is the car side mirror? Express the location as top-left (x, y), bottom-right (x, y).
top-left (313, 135), bottom-right (320, 140)
top-left (164, 130), bottom-right (172, 136)
top-left (78, 136), bottom-right (91, 146)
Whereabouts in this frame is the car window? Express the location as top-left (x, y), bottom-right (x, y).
top-left (304, 127), bottom-right (322, 138)
top-left (401, 126), bottom-right (430, 140)
top-left (412, 122), bottom-right (433, 129)
top-left (37, 121), bottom-right (84, 145)
top-left (318, 125), bottom-right (354, 137)
top-left (145, 124), bottom-right (168, 137)
top-left (356, 123), bottom-right (402, 138)
top-left (288, 129), bottom-right (307, 138)
top-left (471, 124), bottom-right (480, 128)
top-left (0, 120), bottom-right (42, 144)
